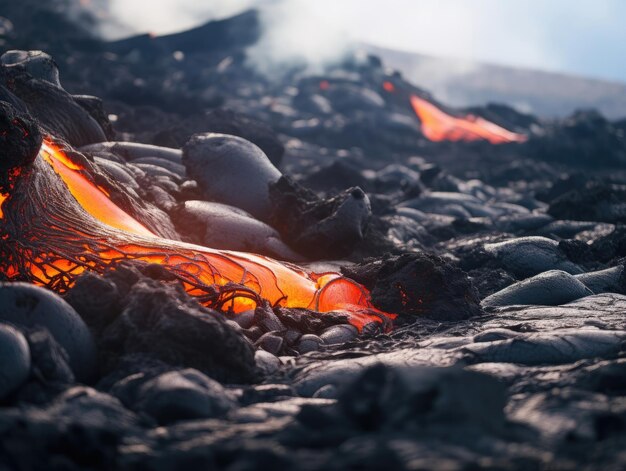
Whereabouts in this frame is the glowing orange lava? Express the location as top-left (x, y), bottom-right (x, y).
top-left (383, 81), bottom-right (395, 93)
top-left (410, 95), bottom-right (527, 144)
top-left (0, 193), bottom-right (6, 218)
top-left (1, 141), bottom-right (394, 331)
top-left (40, 142), bottom-right (155, 237)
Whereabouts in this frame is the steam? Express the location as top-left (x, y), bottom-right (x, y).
top-left (245, 1), bottom-right (352, 76)
top-left (101, 0), bottom-right (353, 75)
top-left (95, 0), bottom-right (626, 84)
top-left (404, 58), bottom-right (479, 105)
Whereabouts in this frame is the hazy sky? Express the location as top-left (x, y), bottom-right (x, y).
top-left (108, 0), bottom-right (626, 83)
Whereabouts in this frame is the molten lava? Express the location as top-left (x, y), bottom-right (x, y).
top-left (0, 193), bottom-right (7, 218)
top-left (0, 140), bottom-right (394, 331)
top-left (410, 95), bottom-right (527, 144)
top-left (383, 81), bottom-right (395, 93)
top-left (40, 142), bottom-right (155, 237)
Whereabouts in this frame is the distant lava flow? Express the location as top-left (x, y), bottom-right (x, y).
top-left (410, 95), bottom-right (527, 144)
top-left (0, 140), bottom-right (394, 331)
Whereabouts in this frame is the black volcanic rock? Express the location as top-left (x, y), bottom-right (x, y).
top-left (302, 160), bottom-right (373, 193)
top-left (269, 177), bottom-right (372, 259)
top-left (0, 100), bottom-right (42, 193)
top-left (107, 10), bottom-right (261, 56)
top-left (0, 0), bottom-right (100, 55)
top-left (548, 181), bottom-right (626, 223)
top-left (525, 109), bottom-right (626, 166)
top-left (73, 94), bottom-right (116, 140)
top-left (464, 102), bottom-right (539, 132)
top-left (343, 252), bottom-right (481, 321)
top-left (67, 263), bottom-right (257, 384)
top-left (10, 326), bottom-right (75, 405)
top-left (0, 64), bottom-right (106, 146)
top-left (0, 386), bottom-right (142, 470)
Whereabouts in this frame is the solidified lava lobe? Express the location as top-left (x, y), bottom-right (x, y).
top-left (0, 133), bottom-right (394, 331)
top-left (410, 94), bottom-right (527, 144)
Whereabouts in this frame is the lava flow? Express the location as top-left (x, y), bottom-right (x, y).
top-left (410, 94), bottom-right (527, 144)
top-left (0, 138), bottom-right (394, 331)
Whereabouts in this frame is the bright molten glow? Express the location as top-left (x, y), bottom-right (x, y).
top-left (410, 95), bottom-right (527, 144)
top-left (1, 142), bottom-right (394, 331)
top-left (0, 193), bottom-right (6, 218)
top-left (40, 142), bottom-right (155, 237)
top-left (383, 81), bottom-right (395, 93)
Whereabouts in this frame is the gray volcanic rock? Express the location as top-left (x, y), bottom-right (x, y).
top-left (255, 349), bottom-right (281, 375)
top-left (482, 293), bottom-right (626, 332)
top-left (0, 283), bottom-right (96, 382)
top-left (400, 190), bottom-right (529, 220)
top-left (482, 270), bottom-right (593, 308)
top-left (72, 94), bottom-right (116, 140)
top-left (174, 200), bottom-right (303, 260)
top-left (132, 157), bottom-right (186, 178)
top-left (462, 329), bottom-right (626, 366)
top-left (320, 325), bottom-right (358, 345)
top-left (1, 50), bottom-right (61, 86)
top-left (292, 349), bottom-right (455, 397)
top-left (493, 213), bottom-right (553, 232)
top-left (569, 358), bottom-right (626, 395)
top-left (135, 369), bottom-right (237, 424)
top-left (0, 323), bottom-right (31, 399)
top-left (94, 158), bottom-right (141, 191)
top-left (575, 265), bottom-right (625, 294)
top-left (183, 133), bottom-right (282, 221)
top-left (484, 236), bottom-right (583, 278)
top-left (297, 334), bottom-right (325, 354)
top-left (337, 364), bottom-right (506, 432)
top-left (512, 388), bottom-right (626, 444)
top-left (81, 141), bottom-right (183, 164)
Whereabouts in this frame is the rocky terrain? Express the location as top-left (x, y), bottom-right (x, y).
top-left (1, 3), bottom-right (626, 470)
top-left (366, 44), bottom-right (626, 119)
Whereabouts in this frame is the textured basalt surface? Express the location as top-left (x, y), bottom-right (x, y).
top-left (1, 3), bottom-right (626, 470)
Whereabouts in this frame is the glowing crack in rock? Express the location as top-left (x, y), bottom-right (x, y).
top-left (0, 140), bottom-right (395, 331)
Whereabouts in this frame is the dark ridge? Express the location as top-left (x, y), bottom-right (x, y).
top-left (106, 10), bottom-right (261, 56)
